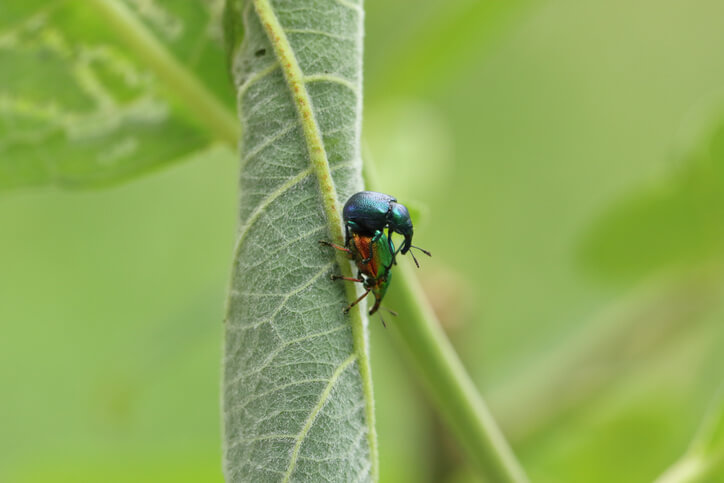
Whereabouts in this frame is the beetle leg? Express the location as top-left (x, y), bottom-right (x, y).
top-left (387, 227), bottom-right (397, 265)
top-left (345, 222), bottom-right (360, 247)
top-left (343, 288), bottom-right (371, 314)
top-left (319, 240), bottom-right (351, 254)
top-left (368, 294), bottom-right (382, 316)
top-left (331, 275), bottom-right (364, 283)
top-left (359, 230), bottom-right (379, 264)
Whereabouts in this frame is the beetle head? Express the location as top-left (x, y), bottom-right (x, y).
top-left (389, 202), bottom-right (413, 254)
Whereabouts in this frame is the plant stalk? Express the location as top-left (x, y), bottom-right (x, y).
top-left (388, 262), bottom-right (529, 483)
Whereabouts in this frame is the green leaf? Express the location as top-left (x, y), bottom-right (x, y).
top-left (580, 120), bottom-right (724, 282)
top-left (222, 1), bottom-right (376, 481)
top-left (0, 0), bottom-right (237, 190)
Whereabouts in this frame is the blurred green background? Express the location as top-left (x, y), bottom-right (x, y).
top-left (2, 0), bottom-right (724, 481)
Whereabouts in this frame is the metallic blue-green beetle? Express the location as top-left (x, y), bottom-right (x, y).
top-left (342, 191), bottom-right (430, 266)
top-left (320, 230), bottom-right (394, 316)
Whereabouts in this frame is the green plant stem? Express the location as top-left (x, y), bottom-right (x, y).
top-left (388, 261), bottom-right (529, 483)
top-left (362, 157), bottom-right (527, 482)
top-left (87, 0), bottom-right (239, 146)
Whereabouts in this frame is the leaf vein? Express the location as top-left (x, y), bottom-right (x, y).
top-left (229, 261), bottom-right (336, 335)
top-left (237, 62), bottom-right (282, 100)
top-left (229, 377), bottom-right (334, 412)
top-left (241, 225), bottom-right (326, 271)
top-left (282, 353), bottom-right (358, 482)
top-left (225, 322), bottom-right (347, 374)
top-left (233, 167), bottom-right (314, 255)
top-left (240, 121), bottom-right (298, 165)
top-left (285, 28), bottom-right (355, 42)
top-left (304, 73), bottom-right (359, 95)
top-left (234, 159), bottom-right (356, 256)
top-left (229, 433), bottom-right (297, 448)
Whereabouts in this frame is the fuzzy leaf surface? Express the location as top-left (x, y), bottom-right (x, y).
top-left (222, 0), bottom-right (371, 481)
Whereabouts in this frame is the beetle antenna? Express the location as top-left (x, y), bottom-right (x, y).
top-left (408, 249), bottom-right (421, 268)
top-left (377, 307), bottom-right (397, 328)
top-left (403, 245), bottom-right (431, 268)
top-left (381, 307), bottom-right (398, 317)
top-left (411, 245), bottom-right (432, 257)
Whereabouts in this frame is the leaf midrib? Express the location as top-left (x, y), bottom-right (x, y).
top-left (251, 0), bottom-right (378, 479)
top-left (86, 0), bottom-right (239, 146)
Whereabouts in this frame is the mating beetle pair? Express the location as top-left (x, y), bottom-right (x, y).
top-left (342, 191), bottom-right (430, 267)
top-left (321, 191), bottom-right (430, 321)
top-left (319, 229), bottom-right (395, 318)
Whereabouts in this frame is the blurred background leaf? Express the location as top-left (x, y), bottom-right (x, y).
top-left (0, 147), bottom-right (235, 482)
top-left (0, 0), bottom-right (234, 189)
top-left (3, 0), bottom-right (724, 481)
top-left (580, 120), bottom-right (724, 283)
